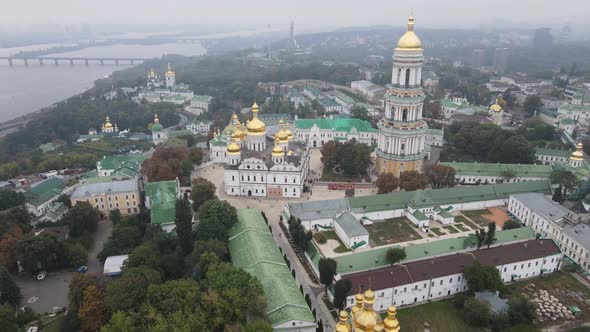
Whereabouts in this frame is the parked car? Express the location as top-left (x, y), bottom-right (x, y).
top-left (27, 327), bottom-right (38, 332)
top-left (36, 270), bottom-right (47, 280)
top-left (76, 266), bottom-right (88, 273)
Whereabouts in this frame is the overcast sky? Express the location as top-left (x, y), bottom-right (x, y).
top-left (3, 0), bottom-right (588, 31)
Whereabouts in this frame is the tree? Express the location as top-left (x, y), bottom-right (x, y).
top-left (16, 233), bottom-right (65, 273)
top-left (463, 297), bottom-right (491, 327)
top-left (508, 294), bottom-right (536, 325)
top-left (399, 170), bottom-right (429, 191)
top-left (320, 141), bottom-right (338, 168)
top-left (78, 285), bottom-right (109, 332)
top-left (68, 274), bottom-right (102, 310)
top-left (523, 95), bottom-right (543, 116)
top-left (197, 199), bottom-right (237, 241)
top-left (0, 224), bottom-right (24, 271)
top-left (351, 105), bottom-right (370, 121)
top-left (0, 190), bottom-right (24, 211)
top-left (65, 202), bottom-right (99, 237)
top-left (550, 168), bottom-right (579, 202)
top-left (191, 177), bottom-right (216, 212)
top-left (319, 258), bottom-right (337, 292)
top-left (109, 209), bottom-right (121, 225)
top-left (489, 135), bottom-right (534, 164)
top-left (475, 228), bottom-right (487, 250)
top-left (199, 252), bottom-right (220, 278)
top-left (375, 173), bottom-right (399, 194)
top-left (287, 217), bottom-right (312, 251)
top-left (101, 311), bottom-right (135, 332)
top-left (502, 220), bottom-right (521, 230)
top-left (500, 169), bottom-right (517, 182)
top-left (105, 272), bottom-right (149, 312)
top-left (485, 222), bottom-right (496, 248)
top-left (175, 197), bottom-right (194, 255)
top-left (464, 262), bottom-right (503, 293)
top-left (425, 164), bottom-right (456, 189)
top-left (63, 242), bottom-right (88, 267)
top-left (333, 279), bottom-right (352, 310)
top-left (0, 266), bottom-right (20, 306)
top-left (189, 147), bottom-right (203, 165)
top-left (146, 279), bottom-right (200, 316)
top-left (127, 244), bottom-right (160, 271)
top-left (386, 247), bottom-right (407, 266)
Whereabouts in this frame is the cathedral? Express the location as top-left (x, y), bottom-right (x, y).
top-left (334, 289), bottom-right (400, 332)
top-left (210, 102), bottom-right (310, 198)
top-left (376, 16), bottom-right (428, 176)
top-left (101, 116), bottom-right (118, 134)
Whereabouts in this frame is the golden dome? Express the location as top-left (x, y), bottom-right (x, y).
top-left (104, 116), bottom-right (113, 128)
top-left (276, 120), bottom-right (289, 142)
top-left (232, 113), bottom-right (238, 120)
top-left (571, 143), bottom-right (584, 161)
top-left (165, 63), bottom-right (175, 77)
top-left (272, 136), bottom-right (285, 157)
top-left (223, 114), bottom-right (241, 137)
top-left (227, 136), bottom-right (241, 155)
top-left (285, 122), bottom-right (293, 140)
top-left (490, 98), bottom-right (503, 112)
top-left (396, 16), bottom-right (422, 50)
top-left (335, 311), bottom-right (352, 332)
top-left (353, 289), bottom-right (382, 331)
top-left (247, 101), bottom-right (266, 135)
top-left (382, 306), bottom-right (400, 332)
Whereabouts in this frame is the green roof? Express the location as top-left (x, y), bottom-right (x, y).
top-left (97, 154), bottom-right (146, 177)
top-left (560, 118), bottom-right (576, 125)
top-left (309, 227), bottom-right (536, 275)
top-left (535, 148), bottom-right (571, 158)
top-left (348, 181), bottom-right (552, 213)
top-left (426, 128), bottom-right (444, 136)
top-left (319, 97), bottom-right (340, 107)
top-left (440, 162), bottom-right (553, 178)
top-left (228, 209), bottom-right (315, 327)
top-left (191, 95), bottom-right (212, 102)
top-left (559, 104), bottom-right (590, 113)
top-left (145, 180), bottom-right (178, 225)
top-left (24, 178), bottom-right (66, 207)
top-left (412, 210), bottom-right (429, 221)
top-left (540, 107), bottom-right (559, 118)
top-left (295, 118), bottom-right (377, 133)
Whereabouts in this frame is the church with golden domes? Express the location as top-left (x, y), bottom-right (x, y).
top-left (209, 102), bottom-right (310, 198)
top-left (376, 16), bottom-right (429, 177)
top-left (334, 289), bottom-right (400, 332)
top-left (101, 116), bottom-right (118, 134)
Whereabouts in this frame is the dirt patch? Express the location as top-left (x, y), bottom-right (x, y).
top-left (483, 207), bottom-right (511, 229)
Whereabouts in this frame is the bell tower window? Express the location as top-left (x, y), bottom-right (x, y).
top-left (402, 109), bottom-right (408, 122)
top-left (405, 69), bottom-right (411, 87)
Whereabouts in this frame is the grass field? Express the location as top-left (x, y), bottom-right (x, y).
top-left (321, 166), bottom-right (363, 182)
top-left (365, 218), bottom-right (421, 246)
top-left (455, 216), bottom-right (480, 230)
top-left (454, 223), bottom-right (470, 232)
top-left (314, 231), bottom-right (350, 253)
top-left (396, 299), bottom-right (480, 332)
top-left (462, 209), bottom-right (493, 227)
top-left (443, 225), bottom-right (460, 234)
top-left (430, 227), bottom-right (446, 236)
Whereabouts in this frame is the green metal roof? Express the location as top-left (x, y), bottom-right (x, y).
top-left (560, 118), bottom-right (576, 125)
top-left (145, 180), bottom-right (178, 225)
top-left (426, 128), bottom-right (444, 136)
top-left (412, 210), bottom-right (429, 221)
top-left (24, 178), bottom-right (65, 207)
top-left (535, 148), bottom-right (571, 158)
top-left (295, 118), bottom-right (377, 133)
top-left (97, 154), bottom-right (146, 177)
top-left (191, 95), bottom-right (212, 102)
top-left (348, 181), bottom-right (552, 213)
top-left (310, 227), bottom-right (536, 275)
top-left (228, 209), bottom-right (315, 327)
top-left (440, 162), bottom-right (553, 178)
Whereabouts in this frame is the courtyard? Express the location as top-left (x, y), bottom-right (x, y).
top-left (365, 217), bottom-right (424, 246)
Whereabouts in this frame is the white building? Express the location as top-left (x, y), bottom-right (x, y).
top-left (508, 193), bottom-right (590, 272)
top-left (186, 121), bottom-right (213, 135)
top-left (210, 103), bottom-right (310, 198)
top-left (188, 95), bottom-right (212, 115)
top-left (333, 212), bottom-right (369, 249)
top-left (440, 162), bottom-right (553, 185)
top-left (424, 129), bottom-right (444, 147)
top-left (341, 239), bottom-right (561, 310)
top-left (138, 64), bottom-right (194, 105)
top-left (294, 117), bottom-right (378, 148)
top-left (351, 80), bottom-right (386, 98)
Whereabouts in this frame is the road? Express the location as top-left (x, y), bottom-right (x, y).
top-left (87, 218), bottom-right (114, 275)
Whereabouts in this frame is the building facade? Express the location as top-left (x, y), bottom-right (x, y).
top-left (294, 118), bottom-right (378, 148)
top-left (70, 179), bottom-right (140, 218)
top-left (376, 16), bottom-right (428, 176)
top-left (186, 121), bottom-right (213, 135)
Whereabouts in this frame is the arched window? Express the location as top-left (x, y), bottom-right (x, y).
top-left (397, 69), bottom-right (402, 85)
top-left (405, 68), bottom-right (411, 87)
top-left (402, 108), bottom-right (408, 122)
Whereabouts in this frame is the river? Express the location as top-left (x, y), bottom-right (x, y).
top-left (0, 41), bottom-right (207, 123)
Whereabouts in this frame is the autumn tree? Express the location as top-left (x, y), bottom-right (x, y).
top-left (0, 225), bottom-right (24, 270)
top-left (141, 146), bottom-right (192, 183)
top-left (68, 274), bottom-right (103, 310)
top-left (399, 170), bottom-right (429, 191)
top-left (375, 173), bottom-right (399, 194)
top-left (191, 177), bottom-right (216, 212)
top-left (78, 285), bottom-right (109, 332)
top-left (425, 164), bottom-right (456, 189)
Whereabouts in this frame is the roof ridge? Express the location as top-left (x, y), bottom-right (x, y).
top-left (266, 302), bottom-right (313, 315)
top-left (244, 259), bottom-right (286, 270)
top-left (228, 227), bottom-right (271, 241)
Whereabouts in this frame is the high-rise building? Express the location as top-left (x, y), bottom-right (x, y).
top-left (533, 28), bottom-right (553, 48)
top-left (493, 48), bottom-right (509, 73)
top-left (376, 16), bottom-right (427, 176)
top-left (471, 49), bottom-right (485, 68)
top-left (288, 19), bottom-right (298, 50)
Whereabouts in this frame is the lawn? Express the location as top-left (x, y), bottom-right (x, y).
top-left (430, 227), bottom-right (446, 236)
top-left (454, 223), bottom-right (470, 232)
top-left (321, 166), bottom-right (363, 182)
top-left (396, 299), bottom-right (480, 332)
top-left (365, 218), bottom-right (421, 246)
top-left (455, 216), bottom-right (480, 230)
top-left (462, 209), bottom-right (493, 227)
top-left (314, 231), bottom-right (350, 253)
top-left (443, 225), bottom-right (460, 234)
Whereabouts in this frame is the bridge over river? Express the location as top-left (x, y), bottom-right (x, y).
top-left (0, 56), bottom-right (149, 66)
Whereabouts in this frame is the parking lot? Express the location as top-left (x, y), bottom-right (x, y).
top-left (16, 271), bottom-right (73, 313)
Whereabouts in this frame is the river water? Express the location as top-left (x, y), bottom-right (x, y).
top-left (0, 42), bottom-right (206, 123)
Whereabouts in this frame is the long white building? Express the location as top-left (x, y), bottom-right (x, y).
top-left (508, 193), bottom-right (590, 272)
top-left (340, 239), bottom-right (561, 310)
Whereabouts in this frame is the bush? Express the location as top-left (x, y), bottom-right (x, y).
top-left (315, 232), bottom-right (327, 244)
top-left (491, 312), bottom-right (511, 332)
top-left (453, 293), bottom-right (466, 309)
top-left (508, 295), bottom-right (536, 325)
top-left (463, 297), bottom-right (491, 327)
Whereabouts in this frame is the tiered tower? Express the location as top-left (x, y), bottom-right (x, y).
top-left (246, 102), bottom-right (267, 151)
top-left (376, 16), bottom-right (427, 176)
top-left (165, 63), bottom-right (176, 88)
top-left (334, 289), bottom-right (400, 332)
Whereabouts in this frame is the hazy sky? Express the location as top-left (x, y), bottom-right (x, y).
top-left (3, 0), bottom-right (589, 31)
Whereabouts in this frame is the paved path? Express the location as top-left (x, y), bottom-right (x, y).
top-left (87, 218), bottom-right (113, 276)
